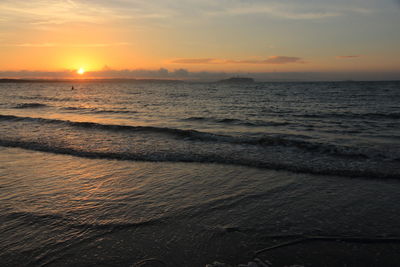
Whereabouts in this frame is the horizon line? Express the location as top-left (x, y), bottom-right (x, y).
top-left (1, 78), bottom-right (400, 83)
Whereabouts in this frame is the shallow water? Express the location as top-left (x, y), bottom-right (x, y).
top-left (0, 81), bottom-right (400, 266)
top-left (0, 81), bottom-right (399, 179)
top-left (2, 147), bottom-right (400, 266)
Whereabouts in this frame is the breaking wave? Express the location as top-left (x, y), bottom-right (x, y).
top-left (18, 95), bottom-right (80, 102)
top-left (61, 106), bottom-right (138, 114)
top-left (297, 112), bottom-right (400, 120)
top-left (0, 114), bottom-right (393, 161)
top-left (184, 116), bottom-right (289, 127)
top-left (0, 114), bottom-right (399, 179)
top-left (13, 103), bottom-right (49, 109)
top-left (0, 138), bottom-right (398, 179)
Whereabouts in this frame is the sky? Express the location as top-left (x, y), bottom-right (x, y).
top-left (0, 0), bottom-right (399, 80)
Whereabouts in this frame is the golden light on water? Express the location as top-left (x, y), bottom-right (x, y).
top-left (77, 68), bottom-right (85, 75)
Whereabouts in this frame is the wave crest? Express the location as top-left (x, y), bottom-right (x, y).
top-left (184, 116), bottom-right (289, 127)
top-left (0, 114), bottom-right (394, 161)
top-left (13, 103), bottom-right (49, 109)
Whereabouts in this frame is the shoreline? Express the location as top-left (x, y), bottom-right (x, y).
top-left (2, 147), bottom-right (400, 266)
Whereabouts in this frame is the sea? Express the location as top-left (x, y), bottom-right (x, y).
top-left (0, 80), bottom-right (399, 266)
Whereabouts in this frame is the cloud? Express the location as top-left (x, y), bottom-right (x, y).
top-left (171, 56), bottom-right (304, 65)
top-left (15, 43), bottom-right (56, 47)
top-left (0, 70), bottom-right (75, 79)
top-left (171, 58), bottom-right (220, 64)
top-left (336, 55), bottom-right (362, 59)
top-left (68, 42), bottom-right (131, 47)
top-left (227, 56), bottom-right (304, 64)
top-left (0, 1), bottom-right (104, 26)
top-left (217, 5), bottom-right (340, 20)
top-left (0, 68), bottom-right (184, 79)
top-left (202, 0), bottom-right (377, 20)
top-left (2, 42), bottom-right (131, 48)
top-left (1, 68), bottom-right (399, 81)
top-left (0, 0), bottom-right (379, 31)
top-left (0, 0), bottom-right (174, 29)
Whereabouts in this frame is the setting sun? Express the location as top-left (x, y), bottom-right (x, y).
top-left (77, 68), bottom-right (85, 75)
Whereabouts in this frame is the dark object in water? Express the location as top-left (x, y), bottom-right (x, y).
top-left (218, 77), bottom-right (255, 83)
top-left (71, 86), bottom-right (74, 90)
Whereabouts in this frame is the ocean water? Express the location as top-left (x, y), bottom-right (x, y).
top-left (0, 80), bottom-right (399, 266)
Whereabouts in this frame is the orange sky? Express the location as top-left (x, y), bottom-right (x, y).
top-left (1, 0), bottom-right (399, 78)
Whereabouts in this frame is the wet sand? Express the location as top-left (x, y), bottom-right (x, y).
top-left (1, 147), bottom-right (400, 266)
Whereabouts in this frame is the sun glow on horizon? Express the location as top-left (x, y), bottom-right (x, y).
top-left (77, 68), bottom-right (85, 75)
top-left (0, 0), bottom-right (399, 78)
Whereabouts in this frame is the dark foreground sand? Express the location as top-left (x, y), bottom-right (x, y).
top-left (2, 147), bottom-right (400, 267)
